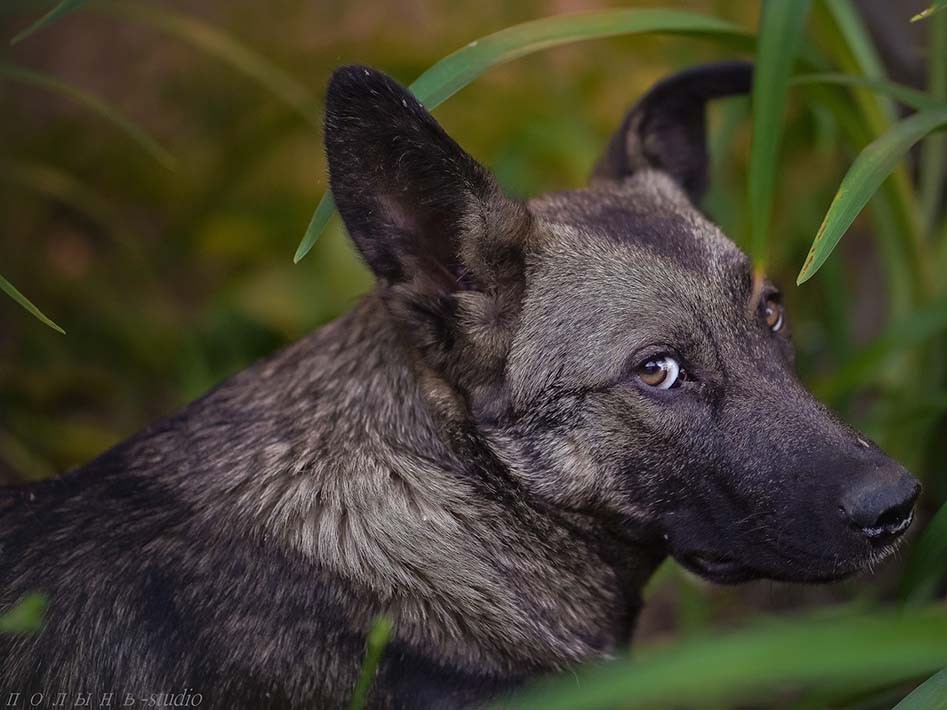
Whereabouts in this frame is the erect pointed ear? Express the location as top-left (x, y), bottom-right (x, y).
top-left (591, 61), bottom-right (753, 203)
top-left (324, 65), bottom-right (530, 293)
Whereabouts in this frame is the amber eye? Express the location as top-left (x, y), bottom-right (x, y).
top-left (764, 297), bottom-right (784, 332)
top-left (638, 355), bottom-right (683, 390)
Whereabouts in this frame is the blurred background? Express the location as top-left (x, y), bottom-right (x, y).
top-left (1, 0), bottom-right (944, 659)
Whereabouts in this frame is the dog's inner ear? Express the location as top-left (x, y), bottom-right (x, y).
top-left (324, 65), bottom-right (527, 294)
top-left (591, 61), bottom-right (752, 203)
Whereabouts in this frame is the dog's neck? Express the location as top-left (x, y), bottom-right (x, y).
top-left (178, 294), bottom-right (662, 673)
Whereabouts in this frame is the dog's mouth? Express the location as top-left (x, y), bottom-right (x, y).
top-left (675, 533), bottom-right (908, 585)
top-left (676, 550), bottom-right (756, 584)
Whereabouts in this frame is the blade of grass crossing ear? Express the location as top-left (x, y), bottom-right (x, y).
top-left (294, 193), bottom-right (335, 263)
top-left (0, 63), bottom-right (174, 169)
top-left (348, 616), bottom-right (393, 710)
top-left (10, 0), bottom-right (86, 45)
top-left (797, 108), bottom-right (947, 284)
top-left (294, 9), bottom-right (754, 262)
top-left (748, 0), bottom-right (811, 269)
top-left (0, 274), bottom-right (65, 334)
top-left (920, 9), bottom-right (947, 235)
top-left (892, 669), bottom-right (947, 709)
top-left (901, 501), bottom-right (947, 606)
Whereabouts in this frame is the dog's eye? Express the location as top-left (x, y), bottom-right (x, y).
top-left (638, 356), bottom-right (683, 390)
top-left (764, 297), bottom-right (783, 332)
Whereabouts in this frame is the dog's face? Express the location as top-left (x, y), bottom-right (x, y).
top-left (324, 63), bottom-right (919, 584)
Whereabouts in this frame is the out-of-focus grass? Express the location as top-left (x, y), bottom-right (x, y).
top-left (0, 0), bottom-right (758, 476)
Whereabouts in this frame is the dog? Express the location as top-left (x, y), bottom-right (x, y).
top-left (0, 61), bottom-right (920, 709)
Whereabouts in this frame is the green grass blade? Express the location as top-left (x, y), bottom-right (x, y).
top-left (797, 107), bottom-right (947, 284)
top-left (501, 607), bottom-right (947, 710)
top-left (920, 9), bottom-right (947, 234)
top-left (812, 0), bottom-right (928, 303)
top-left (0, 593), bottom-right (47, 633)
top-left (912, 1), bottom-right (947, 23)
top-left (822, 0), bottom-right (884, 75)
top-left (901, 501), bottom-right (947, 605)
top-left (747, 0), bottom-right (811, 269)
top-left (293, 8), bottom-right (753, 262)
top-left (100, 1), bottom-right (321, 129)
top-left (792, 73), bottom-right (945, 111)
top-left (0, 273), bottom-right (65, 334)
top-left (10, 0), bottom-right (85, 45)
top-left (294, 192), bottom-right (335, 264)
top-left (893, 669), bottom-right (947, 709)
top-left (348, 616), bottom-right (393, 710)
top-left (406, 9), bottom-right (750, 108)
top-left (0, 62), bottom-right (174, 169)
top-left (820, 0), bottom-right (895, 121)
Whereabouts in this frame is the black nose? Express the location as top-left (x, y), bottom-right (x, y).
top-left (841, 471), bottom-right (920, 541)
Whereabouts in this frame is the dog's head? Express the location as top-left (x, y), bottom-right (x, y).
top-left (324, 63), bottom-right (919, 584)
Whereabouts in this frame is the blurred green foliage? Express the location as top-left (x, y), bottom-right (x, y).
top-left (1, 0), bottom-right (765, 475)
top-left (0, 593), bottom-right (46, 634)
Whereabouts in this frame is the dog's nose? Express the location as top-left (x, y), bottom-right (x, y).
top-left (841, 470), bottom-right (920, 541)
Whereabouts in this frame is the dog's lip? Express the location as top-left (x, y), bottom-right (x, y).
top-left (675, 550), bottom-right (754, 583)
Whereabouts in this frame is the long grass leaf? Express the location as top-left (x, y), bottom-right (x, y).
top-left (797, 107), bottom-right (947, 284)
top-left (901, 501), bottom-right (947, 605)
top-left (348, 616), bottom-right (392, 710)
top-left (294, 193), bottom-right (335, 263)
top-left (795, 82), bottom-right (913, 312)
top-left (293, 8), bottom-right (753, 262)
top-left (813, 0), bottom-right (928, 302)
top-left (792, 73), bottom-right (944, 112)
top-left (892, 669), bottom-right (947, 709)
top-left (0, 593), bottom-right (47, 633)
top-left (0, 62), bottom-right (174, 169)
top-left (501, 607), bottom-right (947, 710)
top-left (100, 2), bottom-right (320, 129)
top-left (747, 0), bottom-right (811, 269)
top-left (0, 273), bottom-right (65, 334)
top-left (405, 10), bottom-right (750, 108)
top-left (10, 0), bottom-right (86, 45)
top-left (820, 0), bottom-right (895, 121)
top-left (912, 1), bottom-right (947, 23)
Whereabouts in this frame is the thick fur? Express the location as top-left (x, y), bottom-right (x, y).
top-left (0, 62), bottom-right (918, 708)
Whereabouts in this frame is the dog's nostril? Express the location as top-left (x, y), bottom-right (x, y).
top-left (875, 497), bottom-right (914, 528)
top-left (841, 475), bottom-right (920, 540)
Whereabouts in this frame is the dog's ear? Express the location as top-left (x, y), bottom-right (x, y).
top-left (324, 65), bottom-right (530, 293)
top-left (591, 61), bottom-right (752, 203)
top-left (325, 66), bottom-right (532, 412)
